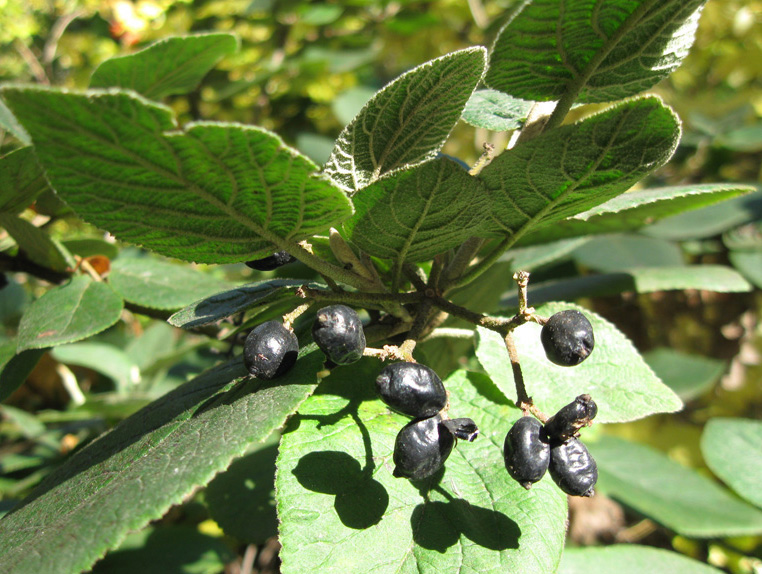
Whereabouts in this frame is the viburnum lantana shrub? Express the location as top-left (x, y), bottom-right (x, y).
top-left (0, 1), bottom-right (758, 572)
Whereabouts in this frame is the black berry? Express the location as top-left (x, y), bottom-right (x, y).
top-left (393, 415), bottom-right (454, 480)
top-left (544, 394), bottom-right (598, 442)
top-left (541, 309), bottom-right (595, 367)
top-left (442, 418), bottom-right (479, 442)
top-left (243, 320), bottom-right (299, 380)
top-left (548, 437), bottom-right (597, 497)
top-left (245, 251), bottom-right (296, 271)
top-left (503, 416), bottom-right (550, 489)
top-left (375, 362), bottom-right (447, 419)
top-left (312, 305), bottom-right (366, 365)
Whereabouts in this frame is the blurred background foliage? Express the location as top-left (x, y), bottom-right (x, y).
top-left (1, 1), bottom-right (762, 573)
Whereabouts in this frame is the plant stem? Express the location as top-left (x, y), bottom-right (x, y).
top-left (283, 302), bottom-right (313, 329)
top-left (505, 331), bottom-right (546, 421)
top-left (441, 237), bottom-right (485, 290)
top-left (298, 285), bottom-right (423, 306)
top-left (402, 262), bottom-right (427, 291)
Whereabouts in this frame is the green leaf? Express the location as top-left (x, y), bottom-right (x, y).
top-left (205, 440), bottom-right (279, 544)
top-left (332, 86), bottom-right (375, 126)
top-left (52, 342), bottom-right (140, 393)
top-left (501, 237), bottom-right (590, 272)
top-left (0, 214), bottom-right (72, 272)
top-left (642, 348), bottom-right (725, 402)
top-left (168, 279), bottom-right (308, 329)
top-left (17, 276), bottom-right (124, 352)
top-left (277, 365), bottom-right (567, 574)
top-left (559, 545), bottom-right (724, 574)
top-left (500, 266), bottom-right (752, 307)
top-left (475, 302), bottom-right (682, 422)
top-left (109, 257), bottom-right (234, 311)
top-left (0, 147), bottom-right (49, 214)
top-left (90, 33), bottom-right (239, 100)
top-left (478, 97), bottom-right (680, 238)
top-left (343, 157), bottom-right (490, 262)
top-left (572, 234), bottom-right (684, 272)
top-left (729, 251), bottom-right (762, 289)
top-left (701, 418), bottom-right (762, 510)
top-left (61, 238), bottom-right (120, 260)
top-left (90, 525), bottom-right (235, 574)
top-left (0, 345), bottom-right (46, 402)
top-left (323, 47), bottom-right (487, 193)
top-left (461, 89), bottom-right (534, 132)
top-left (0, 98), bottom-right (30, 145)
top-left (715, 123), bottom-right (762, 152)
top-left (590, 435), bottom-right (762, 537)
top-left (1, 87), bottom-right (353, 264)
top-left (520, 184), bottom-right (753, 246)
top-left (0, 348), bottom-right (324, 574)
top-left (485, 0), bottom-right (706, 103)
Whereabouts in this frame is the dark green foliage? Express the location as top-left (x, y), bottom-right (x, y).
top-left (541, 310), bottom-right (595, 367)
top-left (243, 321), bottom-right (299, 380)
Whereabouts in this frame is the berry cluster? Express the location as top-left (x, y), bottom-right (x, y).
top-left (375, 362), bottom-right (478, 480)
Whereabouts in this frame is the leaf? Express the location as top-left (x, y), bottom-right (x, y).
top-left (109, 257), bottom-right (234, 311)
top-left (559, 545), bottom-right (724, 574)
top-left (461, 89), bottom-right (534, 131)
top-left (701, 418), bottom-right (762, 510)
top-left (51, 342), bottom-right (141, 392)
top-left (0, 98), bottom-right (30, 145)
top-left (277, 365), bottom-right (567, 574)
top-left (572, 234), bottom-right (684, 272)
top-left (478, 97), bottom-right (680, 238)
top-left (168, 279), bottom-right (308, 329)
top-left (728, 251), bottom-right (762, 290)
top-left (331, 86), bottom-right (376, 127)
top-left (0, 348), bottom-right (324, 574)
top-left (0, 214), bottom-right (72, 272)
top-left (90, 33), bottom-right (239, 100)
top-left (520, 184), bottom-right (753, 246)
top-left (0, 147), bottom-right (50, 214)
top-left (500, 266), bottom-right (752, 307)
top-left (501, 237), bottom-right (590, 272)
top-left (343, 157), bottom-right (490, 262)
top-left (16, 276), bottom-right (124, 352)
top-left (642, 348), bottom-right (725, 402)
top-left (475, 302), bottom-right (682, 422)
top-left (485, 0), bottom-right (706, 103)
top-left (323, 47), bottom-right (487, 193)
top-left (61, 238), bottom-right (120, 260)
top-left (1, 87), bottom-right (353, 264)
top-left (205, 440), bottom-right (279, 544)
top-left (0, 344), bottom-right (46, 402)
top-left (590, 435), bottom-right (762, 537)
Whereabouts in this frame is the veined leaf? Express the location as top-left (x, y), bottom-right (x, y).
top-left (277, 365), bottom-right (567, 574)
top-left (0, 147), bottom-right (50, 214)
top-left (343, 157), bottom-right (490, 262)
top-left (486, 0), bottom-right (706, 103)
top-left (0, 98), bottom-right (30, 145)
top-left (478, 97), bottom-right (680, 238)
top-left (52, 342), bottom-right (141, 392)
top-left (323, 47), bottom-right (487, 193)
top-left (0, 214), bottom-right (72, 272)
top-left (17, 276), bottom-right (124, 352)
top-left (2, 87), bottom-right (353, 264)
top-left (0, 349), bottom-right (324, 574)
top-left (572, 234), bottom-right (684, 272)
top-left (475, 302), bottom-right (682, 422)
top-left (0, 344), bottom-right (46, 402)
top-left (90, 33), bottom-right (239, 99)
top-left (560, 545), bottom-right (724, 574)
top-left (461, 89), bottom-right (534, 132)
top-left (520, 184), bottom-right (753, 245)
top-left (642, 348), bottom-right (725, 402)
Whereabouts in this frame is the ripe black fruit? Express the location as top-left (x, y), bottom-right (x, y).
top-left (375, 362), bottom-right (447, 419)
top-left (243, 320), bottom-right (299, 380)
top-left (544, 394), bottom-right (598, 442)
top-left (548, 437), bottom-right (597, 497)
top-left (245, 251), bottom-right (296, 271)
top-left (442, 418), bottom-right (479, 442)
top-left (504, 416), bottom-right (550, 489)
top-left (393, 415), bottom-right (454, 480)
top-left (312, 305), bottom-right (366, 365)
top-left (541, 309), bottom-right (595, 367)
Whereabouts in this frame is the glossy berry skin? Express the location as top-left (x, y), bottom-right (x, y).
top-left (393, 415), bottom-right (454, 480)
top-left (541, 310), bottom-right (595, 367)
top-left (442, 417), bottom-right (479, 442)
top-left (312, 305), bottom-right (366, 365)
top-left (548, 437), bottom-right (598, 497)
top-left (504, 416), bottom-right (550, 489)
top-left (375, 362), bottom-right (447, 419)
top-left (544, 394), bottom-right (598, 442)
top-left (243, 320), bottom-right (299, 380)
top-left (245, 251), bottom-right (296, 271)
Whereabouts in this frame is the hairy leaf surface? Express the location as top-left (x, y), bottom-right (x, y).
top-left (0, 214), bottom-right (71, 272)
top-left (461, 90), bottom-right (534, 131)
top-left (0, 147), bottom-right (49, 214)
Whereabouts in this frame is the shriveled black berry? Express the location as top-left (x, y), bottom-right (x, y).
top-left (393, 415), bottom-right (454, 480)
top-left (541, 309), bottom-right (595, 367)
top-left (544, 394), bottom-right (598, 442)
top-left (504, 416), bottom-right (550, 489)
top-left (312, 305), bottom-right (366, 365)
top-left (375, 362), bottom-right (446, 419)
top-left (442, 418), bottom-right (479, 442)
top-left (245, 251), bottom-right (296, 271)
top-left (243, 320), bottom-right (299, 380)
top-left (548, 437), bottom-right (597, 497)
